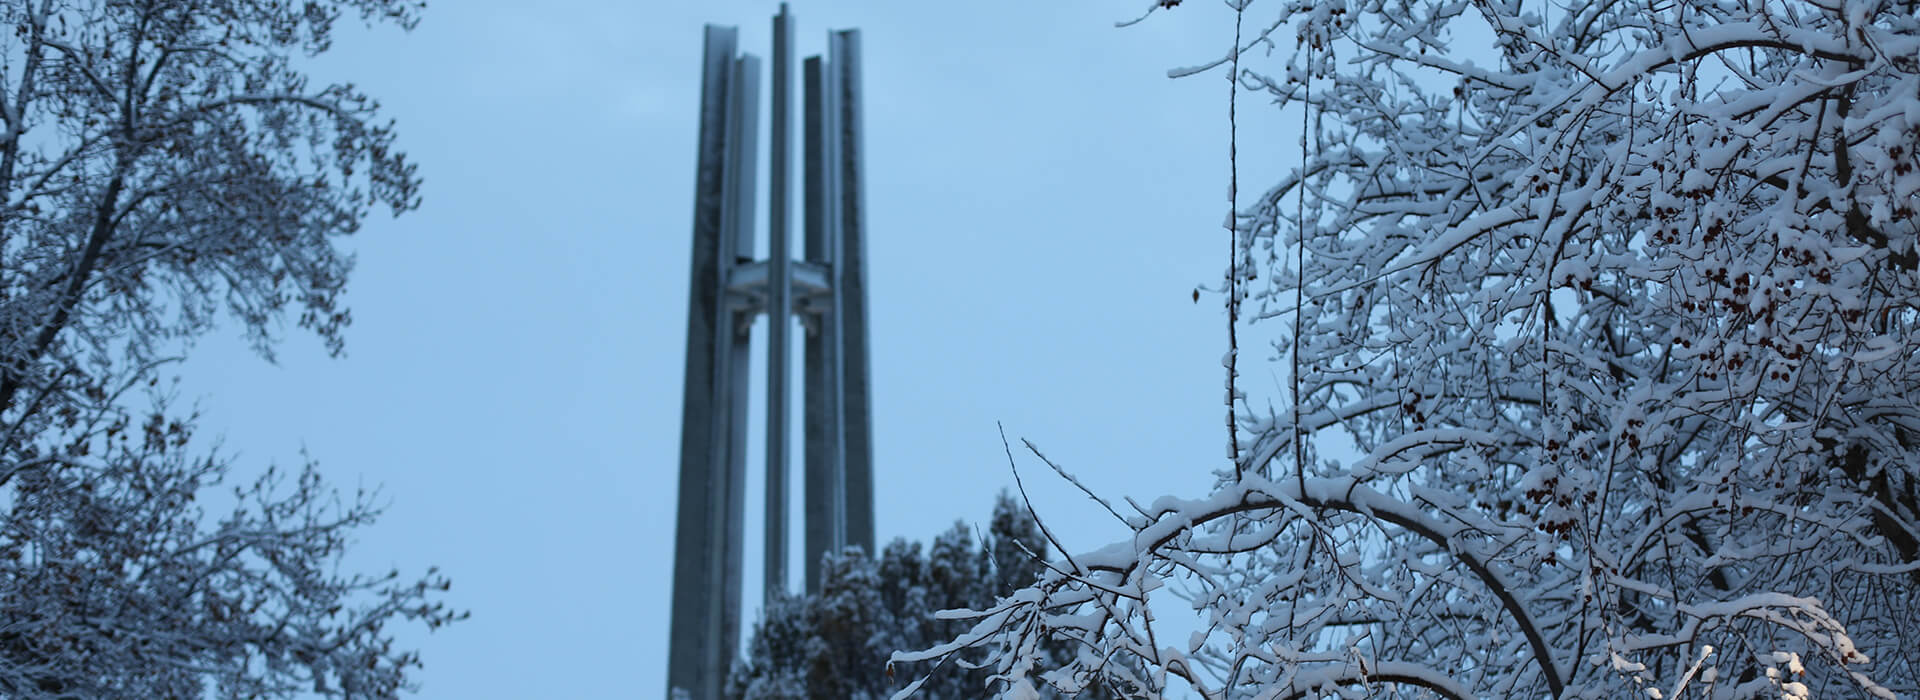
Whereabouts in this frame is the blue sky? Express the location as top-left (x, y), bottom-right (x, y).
top-left (175, 1), bottom-right (1300, 696)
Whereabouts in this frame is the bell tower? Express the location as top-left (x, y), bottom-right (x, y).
top-left (666, 6), bottom-right (874, 699)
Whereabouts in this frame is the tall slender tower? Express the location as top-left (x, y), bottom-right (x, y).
top-left (667, 7), bottom-right (874, 699)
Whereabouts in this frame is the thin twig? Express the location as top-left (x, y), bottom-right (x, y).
top-left (1227, 0), bottom-right (1245, 478)
top-left (999, 421), bottom-right (1081, 577)
top-left (1021, 438), bottom-right (1131, 528)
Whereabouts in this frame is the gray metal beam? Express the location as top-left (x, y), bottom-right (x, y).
top-left (829, 29), bottom-right (876, 556)
top-left (714, 50), bottom-right (759, 700)
top-left (764, 2), bottom-right (794, 604)
top-left (800, 53), bottom-right (844, 595)
top-left (725, 260), bottom-right (832, 306)
top-left (667, 25), bottom-right (741, 700)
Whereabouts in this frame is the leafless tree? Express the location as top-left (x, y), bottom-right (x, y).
top-left (903, 0), bottom-right (1920, 696)
top-left (0, 2), bottom-right (459, 697)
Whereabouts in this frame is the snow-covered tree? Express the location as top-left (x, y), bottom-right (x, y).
top-left (0, 1), bottom-right (458, 697)
top-left (732, 492), bottom-right (1114, 700)
top-left (902, 0), bottom-right (1920, 697)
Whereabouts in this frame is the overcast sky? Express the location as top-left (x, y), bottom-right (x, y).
top-left (175, 1), bottom-right (1303, 697)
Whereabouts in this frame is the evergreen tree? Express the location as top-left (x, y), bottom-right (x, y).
top-left (731, 491), bottom-right (1105, 699)
top-left (729, 592), bottom-right (812, 699)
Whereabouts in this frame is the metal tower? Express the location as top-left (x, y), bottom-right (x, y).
top-left (667, 6), bottom-right (873, 699)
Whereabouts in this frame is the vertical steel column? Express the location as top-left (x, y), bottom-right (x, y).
top-left (830, 30), bottom-right (876, 556)
top-left (716, 51), bottom-right (760, 698)
top-left (668, 26), bottom-right (749, 700)
top-left (763, 3), bottom-right (793, 603)
top-left (800, 54), bottom-right (844, 595)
